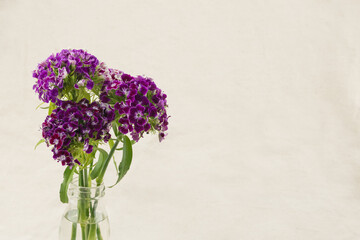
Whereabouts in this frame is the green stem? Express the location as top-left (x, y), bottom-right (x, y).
top-left (96, 135), bottom-right (122, 185)
top-left (76, 134), bottom-right (120, 240)
top-left (71, 223), bottom-right (77, 240)
top-left (81, 225), bottom-right (86, 240)
top-left (88, 224), bottom-right (97, 240)
top-left (96, 226), bottom-right (103, 240)
top-left (78, 170), bottom-right (87, 240)
top-left (83, 168), bottom-right (88, 187)
top-left (90, 183), bottom-right (103, 240)
top-left (84, 167), bottom-right (98, 240)
top-left (84, 168), bottom-right (91, 238)
top-left (91, 136), bottom-right (122, 239)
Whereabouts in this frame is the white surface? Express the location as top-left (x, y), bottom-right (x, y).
top-left (1, 0), bottom-right (360, 239)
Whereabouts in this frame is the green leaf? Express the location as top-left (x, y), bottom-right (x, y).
top-left (90, 148), bottom-right (108, 180)
top-left (84, 92), bottom-right (91, 102)
top-left (109, 139), bottom-right (118, 169)
top-left (48, 102), bottom-right (56, 115)
top-left (96, 136), bottom-right (122, 185)
top-left (112, 153), bottom-right (118, 170)
top-left (34, 139), bottom-right (45, 150)
top-left (109, 135), bottom-right (133, 188)
top-left (109, 139), bottom-right (114, 149)
top-left (35, 102), bottom-right (45, 110)
top-left (115, 140), bottom-right (135, 151)
top-left (112, 122), bottom-right (119, 137)
top-left (59, 166), bottom-right (76, 203)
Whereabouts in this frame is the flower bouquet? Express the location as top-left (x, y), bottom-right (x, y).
top-left (32, 49), bottom-right (169, 239)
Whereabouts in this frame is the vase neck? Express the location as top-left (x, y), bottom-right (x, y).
top-left (68, 178), bottom-right (105, 200)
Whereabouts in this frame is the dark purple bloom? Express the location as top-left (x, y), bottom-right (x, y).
top-left (139, 85), bottom-right (148, 95)
top-left (107, 80), bottom-right (122, 91)
top-left (41, 99), bottom-right (115, 167)
top-left (100, 92), bottom-right (110, 103)
top-left (86, 79), bottom-right (94, 90)
top-left (141, 96), bottom-right (150, 106)
top-left (63, 138), bottom-right (71, 146)
top-left (134, 124), bottom-right (144, 132)
top-left (83, 139), bottom-right (93, 154)
top-left (34, 49), bottom-right (170, 170)
top-left (99, 71), bottom-right (169, 142)
top-left (49, 133), bottom-right (63, 149)
top-left (152, 94), bottom-right (160, 104)
top-left (159, 132), bottom-right (167, 142)
top-left (53, 149), bottom-right (73, 166)
top-left (114, 101), bottom-right (130, 115)
top-left (144, 123), bottom-right (151, 132)
top-left (148, 106), bottom-right (157, 117)
top-left (121, 74), bottom-right (134, 82)
top-left (131, 132), bottom-right (140, 142)
top-left (32, 49), bottom-right (101, 103)
top-left (118, 117), bottom-right (133, 134)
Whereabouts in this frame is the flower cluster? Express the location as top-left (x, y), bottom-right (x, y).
top-left (34, 49), bottom-right (169, 167)
top-left (32, 49), bottom-right (100, 103)
top-left (41, 99), bottom-right (115, 167)
top-left (100, 70), bottom-right (169, 142)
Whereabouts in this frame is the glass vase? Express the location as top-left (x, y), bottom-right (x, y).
top-left (59, 178), bottom-right (110, 240)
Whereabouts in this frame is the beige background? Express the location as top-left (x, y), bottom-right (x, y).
top-left (1, 0), bottom-right (360, 239)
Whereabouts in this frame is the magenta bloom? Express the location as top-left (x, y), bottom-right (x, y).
top-left (32, 49), bottom-right (100, 103)
top-left (42, 99), bottom-right (115, 167)
top-left (100, 70), bottom-right (169, 142)
top-left (34, 49), bottom-right (169, 169)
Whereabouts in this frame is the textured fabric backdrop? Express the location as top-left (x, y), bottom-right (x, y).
top-left (1, 0), bottom-right (360, 239)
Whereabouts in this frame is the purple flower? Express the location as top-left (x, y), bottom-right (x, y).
top-left (34, 49), bottom-right (170, 171)
top-left (129, 105), bottom-right (145, 124)
top-left (41, 99), bottom-right (115, 167)
top-left (100, 71), bottom-right (169, 142)
top-left (100, 92), bottom-right (110, 103)
top-left (86, 79), bottom-right (94, 90)
top-left (32, 49), bottom-right (101, 103)
top-left (118, 117), bottom-right (133, 134)
top-left (139, 85), bottom-right (148, 95)
top-left (53, 149), bottom-right (78, 167)
top-left (49, 133), bottom-right (64, 149)
top-left (148, 106), bottom-right (157, 117)
top-left (83, 139), bottom-right (93, 154)
top-left (121, 74), bottom-right (134, 82)
top-left (159, 132), bottom-right (167, 142)
top-left (144, 123), bottom-right (151, 132)
top-left (74, 79), bottom-right (86, 89)
top-left (152, 94), bottom-right (160, 104)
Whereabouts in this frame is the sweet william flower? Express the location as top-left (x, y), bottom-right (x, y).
top-left (99, 70), bottom-right (169, 142)
top-left (129, 105), bottom-right (146, 125)
top-left (53, 149), bottom-right (73, 166)
top-left (49, 133), bottom-right (64, 149)
top-left (118, 117), bottom-right (133, 134)
top-left (114, 101), bottom-right (130, 115)
top-left (83, 139), bottom-right (93, 154)
top-left (148, 106), bottom-right (157, 117)
top-left (34, 49), bottom-right (169, 170)
top-left (32, 49), bottom-right (100, 103)
top-left (41, 99), bottom-right (115, 167)
top-left (86, 79), bottom-right (94, 90)
top-left (33, 49), bottom-right (170, 235)
top-left (159, 132), bottom-right (167, 142)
